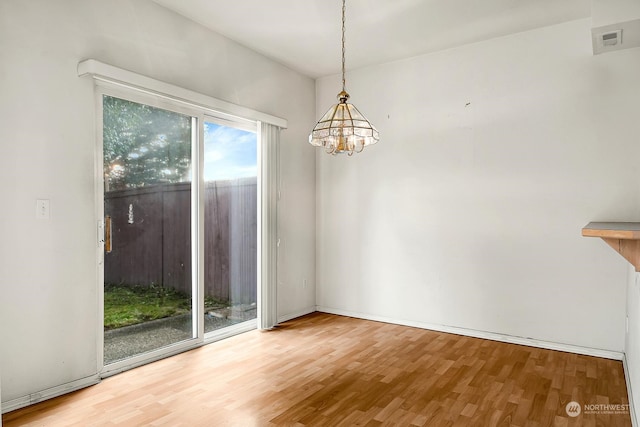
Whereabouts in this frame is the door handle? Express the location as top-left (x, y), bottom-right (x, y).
top-left (105, 216), bottom-right (112, 253)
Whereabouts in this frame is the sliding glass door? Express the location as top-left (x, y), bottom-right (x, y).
top-left (102, 94), bottom-right (197, 365)
top-left (203, 118), bottom-right (258, 335)
top-left (99, 90), bottom-right (260, 370)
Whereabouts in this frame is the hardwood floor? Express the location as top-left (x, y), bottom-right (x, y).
top-left (3, 313), bottom-right (631, 426)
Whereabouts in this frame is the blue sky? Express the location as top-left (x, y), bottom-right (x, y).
top-left (204, 122), bottom-right (257, 181)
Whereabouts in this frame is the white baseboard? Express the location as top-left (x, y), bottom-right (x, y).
top-left (623, 354), bottom-right (638, 427)
top-left (317, 306), bottom-right (624, 361)
top-left (2, 374), bottom-right (100, 414)
top-left (278, 306), bottom-right (317, 324)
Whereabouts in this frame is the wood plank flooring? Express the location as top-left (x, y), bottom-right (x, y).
top-left (3, 313), bottom-right (631, 426)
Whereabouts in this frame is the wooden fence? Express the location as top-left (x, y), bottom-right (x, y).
top-left (104, 178), bottom-right (257, 305)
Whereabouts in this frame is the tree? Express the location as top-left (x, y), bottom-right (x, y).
top-left (103, 95), bottom-right (192, 190)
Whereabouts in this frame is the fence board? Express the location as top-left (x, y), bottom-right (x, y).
top-left (204, 181), bottom-right (230, 302)
top-left (104, 188), bottom-right (163, 286)
top-left (104, 178), bottom-right (257, 304)
top-left (162, 183), bottom-right (192, 295)
top-left (229, 179), bottom-right (258, 305)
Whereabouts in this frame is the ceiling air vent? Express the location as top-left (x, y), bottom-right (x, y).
top-left (592, 28), bottom-right (626, 54)
top-left (592, 18), bottom-right (640, 55)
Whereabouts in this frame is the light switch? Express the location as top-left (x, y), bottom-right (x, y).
top-left (36, 199), bottom-right (50, 219)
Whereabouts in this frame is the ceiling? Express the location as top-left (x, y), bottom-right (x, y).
top-left (152, 0), bottom-right (591, 79)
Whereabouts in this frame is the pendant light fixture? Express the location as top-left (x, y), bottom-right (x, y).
top-left (309, 0), bottom-right (379, 156)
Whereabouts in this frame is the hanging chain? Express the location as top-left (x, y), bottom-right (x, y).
top-left (341, 0), bottom-right (346, 92)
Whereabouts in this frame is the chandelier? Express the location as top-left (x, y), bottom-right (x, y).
top-left (308, 0), bottom-right (379, 156)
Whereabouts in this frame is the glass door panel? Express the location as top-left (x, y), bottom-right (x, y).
top-left (102, 95), bottom-right (195, 365)
top-left (203, 120), bottom-right (258, 334)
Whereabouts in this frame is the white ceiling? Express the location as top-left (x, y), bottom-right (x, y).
top-left (152, 0), bottom-right (591, 79)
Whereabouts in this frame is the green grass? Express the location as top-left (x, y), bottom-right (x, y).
top-left (104, 284), bottom-right (191, 330)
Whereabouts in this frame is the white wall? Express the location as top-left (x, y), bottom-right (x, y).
top-left (316, 18), bottom-right (640, 353)
top-left (0, 0), bottom-right (315, 405)
top-left (592, 0), bottom-right (640, 27)
top-left (627, 269), bottom-right (640, 421)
